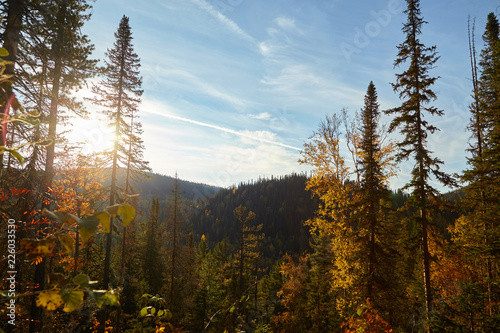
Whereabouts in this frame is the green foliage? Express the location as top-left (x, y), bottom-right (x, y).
top-left (195, 174), bottom-right (315, 260)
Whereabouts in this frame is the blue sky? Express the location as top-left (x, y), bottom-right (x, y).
top-left (70, 0), bottom-right (498, 189)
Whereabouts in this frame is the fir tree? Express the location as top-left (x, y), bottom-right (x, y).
top-left (358, 82), bottom-right (389, 299)
top-left (90, 15), bottom-right (148, 289)
top-left (356, 82), bottom-right (404, 324)
top-left (234, 205), bottom-right (262, 296)
top-left (384, 0), bottom-right (456, 327)
top-left (453, 12), bottom-right (500, 328)
top-left (144, 197), bottom-right (164, 293)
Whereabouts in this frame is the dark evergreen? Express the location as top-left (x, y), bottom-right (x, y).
top-left (358, 81), bottom-right (389, 299)
top-left (143, 197), bottom-right (164, 293)
top-left (194, 173), bottom-right (315, 260)
top-left (384, 0), bottom-right (456, 326)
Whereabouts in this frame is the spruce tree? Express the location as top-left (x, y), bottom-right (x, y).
top-left (456, 12), bottom-right (500, 327)
top-left (234, 205), bottom-right (262, 296)
top-left (168, 173), bottom-right (183, 307)
top-left (384, 0), bottom-right (455, 326)
top-left (144, 197), bottom-right (164, 293)
top-left (358, 81), bottom-right (392, 300)
top-left (90, 15), bottom-right (148, 289)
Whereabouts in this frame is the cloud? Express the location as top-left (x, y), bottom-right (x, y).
top-left (190, 0), bottom-right (257, 44)
top-left (141, 99), bottom-right (302, 151)
top-left (248, 112), bottom-right (273, 121)
top-left (275, 16), bottom-right (304, 35)
top-left (208, 139), bottom-right (308, 187)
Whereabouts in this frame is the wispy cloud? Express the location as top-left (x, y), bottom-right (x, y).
top-left (142, 100), bottom-right (302, 151)
top-left (190, 0), bottom-right (257, 45)
top-left (159, 68), bottom-right (246, 109)
top-left (248, 112), bottom-right (273, 121)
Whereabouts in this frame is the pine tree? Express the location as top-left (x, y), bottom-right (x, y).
top-left (453, 12), bottom-right (500, 328)
top-left (144, 197), bottom-right (164, 293)
top-left (358, 82), bottom-right (387, 299)
top-left (384, 0), bottom-right (456, 327)
top-left (356, 82), bottom-right (404, 322)
top-left (167, 173), bottom-right (184, 311)
top-left (4, 2), bottom-right (99, 331)
top-left (234, 205), bottom-right (262, 296)
top-left (90, 15), bottom-right (147, 289)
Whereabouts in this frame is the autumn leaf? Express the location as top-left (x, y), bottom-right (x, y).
top-left (20, 238), bottom-right (56, 256)
top-left (89, 290), bottom-right (119, 308)
top-left (48, 273), bottom-right (71, 288)
top-left (72, 274), bottom-right (90, 289)
top-left (117, 203), bottom-right (135, 226)
top-left (95, 211), bottom-right (111, 233)
top-left (58, 234), bottom-right (74, 254)
top-left (105, 204), bottom-right (121, 216)
top-left (37, 290), bottom-right (64, 311)
top-left (42, 209), bottom-right (80, 225)
top-left (78, 215), bottom-right (100, 242)
top-left (61, 289), bottom-right (84, 312)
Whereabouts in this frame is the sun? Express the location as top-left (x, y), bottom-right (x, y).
top-left (66, 116), bottom-right (115, 155)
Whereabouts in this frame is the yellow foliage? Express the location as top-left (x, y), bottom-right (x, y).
top-left (36, 290), bottom-right (64, 311)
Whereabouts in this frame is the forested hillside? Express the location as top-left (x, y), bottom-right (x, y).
top-left (1, 1), bottom-right (500, 333)
top-left (193, 173), bottom-right (315, 260)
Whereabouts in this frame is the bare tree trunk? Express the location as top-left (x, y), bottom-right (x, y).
top-left (0, 0), bottom-right (24, 171)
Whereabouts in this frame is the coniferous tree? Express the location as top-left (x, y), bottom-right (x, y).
top-left (384, 0), bottom-right (456, 326)
top-left (358, 82), bottom-right (390, 300)
top-left (90, 15), bottom-right (147, 289)
top-left (4, 2), bottom-right (99, 331)
top-left (356, 82), bottom-right (405, 325)
top-left (234, 205), bottom-right (263, 297)
top-left (452, 12), bottom-right (500, 329)
top-left (144, 197), bottom-right (164, 293)
top-left (167, 173), bottom-right (185, 314)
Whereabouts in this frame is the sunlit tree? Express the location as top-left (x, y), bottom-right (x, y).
top-left (89, 15), bottom-right (148, 289)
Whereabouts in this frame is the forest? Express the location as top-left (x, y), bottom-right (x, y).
top-left (0, 0), bottom-right (500, 332)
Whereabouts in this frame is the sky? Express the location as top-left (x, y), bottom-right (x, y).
top-left (68, 0), bottom-right (499, 189)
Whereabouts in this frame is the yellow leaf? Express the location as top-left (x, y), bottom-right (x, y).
top-left (105, 204), bottom-right (121, 216)
top-left (61, 289), bottom-right (84, 312)
top-left (58, 234), bottom-right (74, 254)
top-left (95, 211), bottom-right (111, 233)
top-left (117, 203), bottom-right (135, 227)
top-left (36, 290), bottom-right (64, 311)
top-left (55, 211), bottom-right (80, 225)
top-left (20, 238), bottom-right (56, 256)
top-left (78, 215), bottom-right (100, 242)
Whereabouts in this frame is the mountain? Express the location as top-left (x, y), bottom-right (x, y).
top-left (104, 169), bottom-right (221, 200)
top-left (193, 173), bottom-right (317, 260)
top-left (132, 172), bottom-right (221, 201)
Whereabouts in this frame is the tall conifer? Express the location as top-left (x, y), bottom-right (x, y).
top-left (90, 15), bottom-right (148, 289)
top-left (384, 0), bottom-right (455, 326)
top-left (358, 82), bottom-right (390, 299)
top-left (456, 13), bottom-right (500, 325)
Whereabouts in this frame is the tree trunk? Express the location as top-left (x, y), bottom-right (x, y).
top-left (0, 0), bottom-right (24, 170)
